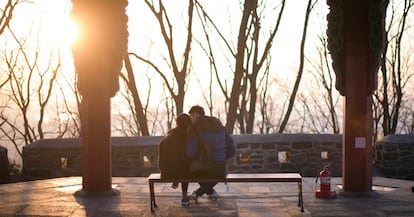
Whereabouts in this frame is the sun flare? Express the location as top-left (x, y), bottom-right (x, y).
top-left (42, 19), bottom-right (79, 47)
top-left (38, 1), bottom-right (79, 47)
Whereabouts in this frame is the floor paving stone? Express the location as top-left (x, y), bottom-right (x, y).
top-left (0, 176), bottom-right (412, 216)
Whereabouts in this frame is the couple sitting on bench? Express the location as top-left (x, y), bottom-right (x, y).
top-left (158, 105), bottom-right (236, 206)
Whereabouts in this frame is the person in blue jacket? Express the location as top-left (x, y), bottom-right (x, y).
top-left (186, 105), bottom-right (236, 201)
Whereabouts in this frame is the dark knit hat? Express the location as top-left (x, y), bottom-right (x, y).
top-left (188, 105), bottom-right (205, 116)
top-left (176, 113), bottom-right (191, 128)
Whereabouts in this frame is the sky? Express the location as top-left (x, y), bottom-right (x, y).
top-left (1, 0), bottom-right (333, 163)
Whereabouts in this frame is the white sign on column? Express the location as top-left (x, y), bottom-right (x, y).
top-left (355, 137), bottom-right (366, 149)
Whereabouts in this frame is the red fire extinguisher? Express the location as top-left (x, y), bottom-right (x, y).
top-left (315, 164), bottom-right (337, 199)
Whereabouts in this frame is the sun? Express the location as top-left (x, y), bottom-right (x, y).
top-left (38, 0), bottom-right (79, 47)
top-left (42, 17), bottom-right (79, 47)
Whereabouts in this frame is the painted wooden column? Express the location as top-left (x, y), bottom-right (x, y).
top-left (71, 0), bottom-right (128, 193)
top-left (327, 0), bottom-right (386, 194)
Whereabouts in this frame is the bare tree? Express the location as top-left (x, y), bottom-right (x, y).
top-left (119, 54), bottom-right (150, 136)
top-left (223, 0), bottom-right (256, 133)
top-left (115, 53), bottom-right (177, 136)
top-left (303, 15), bottom-right (341, 134)
top-left (0, 25), bottom-right (63, 158)
top-left (398, 97), bottom-right (414, 134)
top-left (54, 87), bottom-right (81, 138)
top-left (1, 0), bottom-right (25, 89)
top-left (374, 0), bottom-right (414, 135)
top-left (192, 0), bottom-right (238, 118)
top-left (127, 0), bottom-right (194, 119)
top-left (0, 0), bottom-right (22, 35)
top-left (278, 0), bottom-right (316, 133)
top-left (257, 74), bottom-right (290, 134)
top-left (195, 0), bottom-right (286, 133)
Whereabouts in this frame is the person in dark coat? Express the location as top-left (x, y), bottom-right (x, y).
top-left (186, 105), bottom-right (236, 201)
top-left (158, 113), bottom-right (192, 206)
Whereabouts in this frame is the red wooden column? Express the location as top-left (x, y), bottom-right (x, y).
top-left (79, 80), bottom-right (112, 192)
top-left (342, 0), bottom-right (373, 194)
top-left (71, 0), bottom-right (128, 194)
top-left (327, 0), bottom-right (386, 194)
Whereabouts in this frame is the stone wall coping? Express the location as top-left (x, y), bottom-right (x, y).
top-left (379, 134), bottom-right (414, 144)
top-left (24, 136), bottom-right (163, 149)
top-left (234, 133), bottom-right (342, 143)
top-left (23, 134), bottom-right (342, 149)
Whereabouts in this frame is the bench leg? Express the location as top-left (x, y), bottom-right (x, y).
top-left (298, 181), bottom-right (304, 212)
top-left (149, 181), bottom-right (157, 212)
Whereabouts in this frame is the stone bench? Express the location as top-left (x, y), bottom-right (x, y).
top-left (147, 173), bottom-right (304, 212)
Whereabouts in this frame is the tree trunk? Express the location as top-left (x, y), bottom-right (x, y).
top-left (278, 0), bottom-right (313, 133)
top-left (226, 0), bottom-right (257, 133)
top-left (124, 55), bottom-right (150, 136)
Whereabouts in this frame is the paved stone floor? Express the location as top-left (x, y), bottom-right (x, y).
top-left (0, 176), bottom-right (413, 217)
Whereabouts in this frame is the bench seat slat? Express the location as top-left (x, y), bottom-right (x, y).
top-left (148, 173), bottom-right (301, 182)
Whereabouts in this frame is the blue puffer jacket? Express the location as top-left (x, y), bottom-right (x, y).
top-left (186, 116), bottom-right (236, 162)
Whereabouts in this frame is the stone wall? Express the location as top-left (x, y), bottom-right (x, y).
top-left (375, 134), bottom-right (414, 180)
top-left (22, 134), bottom-right (343, 180)
top-left (22, 136), bottom-right (163, 179)
top-left (226, 134), bottom-right (342, 176)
